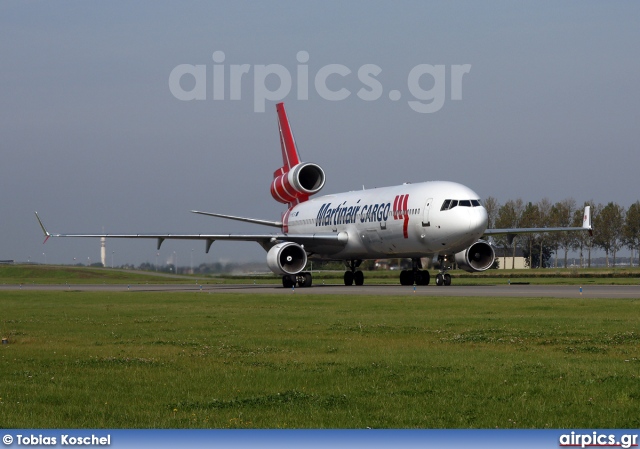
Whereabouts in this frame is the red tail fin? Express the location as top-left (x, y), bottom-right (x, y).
top-left (270, 103), bottom-right (326, 208)
top-left (276, 102), bottom-right (301, 171)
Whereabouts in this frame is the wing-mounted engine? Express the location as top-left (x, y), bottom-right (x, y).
top-left (266, 241), bottom-right (308, 275)
top-left (455, 240), bottom-right (495, 272)
top-left (270, 162), bottom-right (326, 204)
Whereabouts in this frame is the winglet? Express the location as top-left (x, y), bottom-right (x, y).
top-left (583, 206), bottom-right (593, 236)
top-left (35, 212), bottom-right (51, 244)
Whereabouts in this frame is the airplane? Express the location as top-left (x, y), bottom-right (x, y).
top-left (36, 102), bottom-right (592, 288)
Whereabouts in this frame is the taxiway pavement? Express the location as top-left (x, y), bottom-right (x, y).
top-left (2, 283), bottom-right (638, 298)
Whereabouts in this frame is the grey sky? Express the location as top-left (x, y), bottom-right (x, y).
top-left (2, 1), bottom-right (638, 266)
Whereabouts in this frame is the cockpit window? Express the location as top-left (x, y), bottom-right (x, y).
top-left (441, 199), bottom-right (482, 210)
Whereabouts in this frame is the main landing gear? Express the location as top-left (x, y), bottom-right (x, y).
top-left (399, 258), bottom-right (431, 286)
top-left (282, 272), bottom-right (312, 288)
top-left (344, 259), bottom-right (364, 286)
top-left (398, 257), bottom-right (452, 286)
top-left (280, 256), bottom-right (454, 288)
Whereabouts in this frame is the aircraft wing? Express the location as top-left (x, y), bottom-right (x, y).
top-left (35, 212), bottom-right (347, 253)
top-left (190, 210), bottom-right (283, 228)
top-left (483, 206), bottom-right (592, 243)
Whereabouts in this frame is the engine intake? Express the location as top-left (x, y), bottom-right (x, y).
top-left (270, 162), bottom-right (325, 204)
top-left (266, 242), bottom-right (308, 275)
top-left (455, 241), bottom-right (495, 272)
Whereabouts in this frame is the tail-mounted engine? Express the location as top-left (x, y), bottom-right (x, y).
top-left (455, 240), bottom-right (495, 272)
top-left (270, 162), bottom-right (325, 204)
top-left (266, 241), bottom-right (308, 275)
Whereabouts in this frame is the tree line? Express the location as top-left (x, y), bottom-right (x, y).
top-left (483, 198), bottom-right (640, 268)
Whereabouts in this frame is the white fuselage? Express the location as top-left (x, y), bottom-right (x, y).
top-left (284, 180), bottom-right (488, 260)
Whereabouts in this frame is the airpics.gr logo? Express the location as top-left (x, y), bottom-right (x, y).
top-left (168, 51), bottom-right (471, 113)
top-left (559, 431), bottom-right (638, 449)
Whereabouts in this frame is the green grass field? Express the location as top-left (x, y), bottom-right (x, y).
top-left (0, 265), bottom-right (193, 285)
top-left (1, 288), bottom-right (639, 429)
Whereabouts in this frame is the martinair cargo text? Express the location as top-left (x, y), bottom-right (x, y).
top-left (37, 103), bottom-right (592, 287)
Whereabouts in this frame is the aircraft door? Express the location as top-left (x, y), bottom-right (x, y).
top-left (422, 198), bottom-right (433, 227)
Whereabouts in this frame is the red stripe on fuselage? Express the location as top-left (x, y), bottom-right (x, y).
top-left (401, 194), bottom-right (410, 238)
top-left (393, 195), bottom-right (400, 220)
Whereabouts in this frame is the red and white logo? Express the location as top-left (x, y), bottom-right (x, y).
top-left (393, 194), bottom-right (410, 238)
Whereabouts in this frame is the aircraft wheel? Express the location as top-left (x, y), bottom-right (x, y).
top-left (435, 273), bottom-right (444, 286)
top-left (282, 275), bottom-right (295, 288)
top-left (399, 270), bottom-right (412, 286)
top-left (300, 272), bottom-right (312, 287)
top-left (444, 273), bottom-right (451, 286)
top-left (354, 270), bottom-right (364, 286)
top-left (344, 271), bottom-right (354, 286)
top-left (419, 270), bottom-right (430, 286)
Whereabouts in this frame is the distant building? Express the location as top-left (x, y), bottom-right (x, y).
top-left (493, 247), bottom-right (527, 269)
top-left (0, 260), bottom-right (14, 264)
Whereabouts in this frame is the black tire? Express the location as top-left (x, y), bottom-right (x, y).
top-left (354, 271), bottom-right (364, 286)
top-left (399, 270), bottom-right (412, 286)
top-left (419, 270), bottom-right (430, 286)
top-left (435, 273), bottom-right (444, 286)
top-left (344, 271), bottom-right (354, 286)
top-left (282, 275), bottom-right (295, 288)
top-left (302, 272), bottom-right (313, 287)
top-left (444, 273), bottom-right (451, 286)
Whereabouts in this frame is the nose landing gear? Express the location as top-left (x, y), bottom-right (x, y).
top-left (435, 273), bottom-right (451, 286)
top-left (434, 255), bottom-right (453, 286)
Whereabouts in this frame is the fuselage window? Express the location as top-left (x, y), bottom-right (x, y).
top-left (459, 200), bottom-right (471, 207)
top-left (441, 199), bottom-right (451, 211)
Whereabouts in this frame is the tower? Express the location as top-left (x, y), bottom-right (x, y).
top-left (100, 237), bottom-right (106, 267)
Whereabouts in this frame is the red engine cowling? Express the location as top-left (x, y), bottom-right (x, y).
top-left (270, 162), bottom-right (325, 204)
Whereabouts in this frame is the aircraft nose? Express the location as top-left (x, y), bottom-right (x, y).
top-left (471, 206), bottom-right (489, 236)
